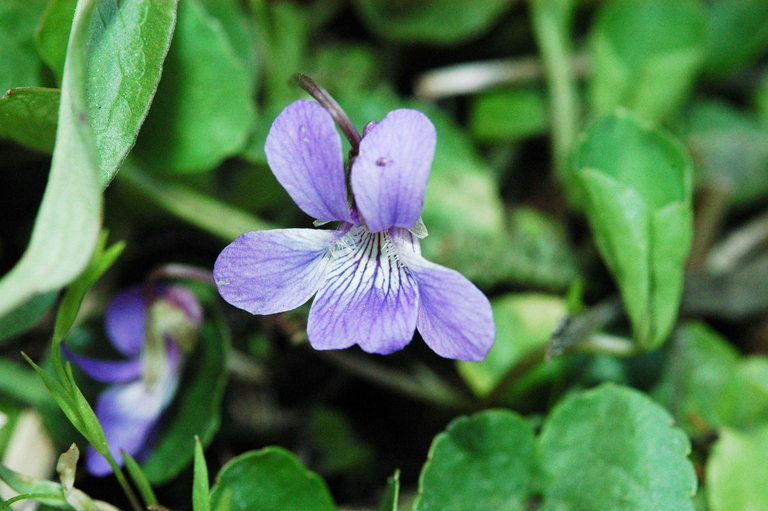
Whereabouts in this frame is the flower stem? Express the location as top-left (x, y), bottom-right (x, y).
top-left (294, 74), bottom-right (362, 154)
top-left (317, 350), bottom-right (474, 410)
top-left (531, 0), bottom-right (579, 181)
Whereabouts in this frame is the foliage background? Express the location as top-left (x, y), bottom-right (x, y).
top-left (1, 0), bottom-right (768, 510)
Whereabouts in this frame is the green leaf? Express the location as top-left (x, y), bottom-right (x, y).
top-left (457, 294), bottom-right (566, 397)
top-left (0, 0), bottom-right (49, 91)
top-left (209, 447), bottom-right (337, 511)
top-left (355, 0), bottom-right (512, 44)
top-left (0, 291), bottom-right (57, 344)
top-left (0, 0), bottom-right (178, 317)
top-left (719, 356), bottom-right (768, 429)
top-left (653, 322), bottom-right (740, 435)
top-left (539, 384), bottom-right (697, 511)
top-left (0, 0), bottom-right (101, 318)
top-left (703, 0), bottom-right (768, 77)
top-left (122, 452), bottom-right (158, 507)
top-left (707, 426), bottom-right (768, 511)
top-left (377, 471), bottom-right (399, 511)
top-left (0, 87), bottom-right (60, 152)
top-left (414, 410), bottom-right (536, 511)
top-left (133, 0), bottom-right (255, 173)
top-left (470, 88), bottom-right (548, 143)
top-left (86, 0), bottom-right (178, 183)
top-left (53, 233), bottom-right (124, 342)
top-left (588, 0), bottom-right (707, 121)
top-left (684, 99), bottom-right (768, 206)
top-left (36, 0), bottom-right (77, 84)
top-left (141, 319), bottom-right (229, 484)
top-left (193, 438), bottom-right (211, 511)
top-left (572, 111), bottom-right (693, 349)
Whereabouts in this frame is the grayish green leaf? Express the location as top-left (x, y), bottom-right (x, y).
top-left (539, 384), bottom-right (697, 511)
top-left (0, 0), bottom-right (178, 316)
top-left (414, 410), bottom-right (536, 511)
top-left (209, 447), bottom-right (337, 511)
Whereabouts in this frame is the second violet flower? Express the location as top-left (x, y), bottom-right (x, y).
top-left (214, 97), bottom-right (494, 361)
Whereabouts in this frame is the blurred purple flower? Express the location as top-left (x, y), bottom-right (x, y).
top-left (214, 99), bottom-right (494, 361)
top-left (66, 285), bottom-right (201, 476)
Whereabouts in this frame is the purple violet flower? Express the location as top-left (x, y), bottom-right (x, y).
top-left (66, 285), bottom-right (202, 476)
top-left (214, 99), bottom-right (495, 361)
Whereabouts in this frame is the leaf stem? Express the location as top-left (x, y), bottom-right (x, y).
top-left (531, 0), bottom-right (579, 180)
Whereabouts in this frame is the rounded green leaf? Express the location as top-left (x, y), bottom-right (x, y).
top-left (653, 322), bottom-right (740, 435)
top-left (539, 384), bottom-right (697, 511)
top-left (457, 294), bottom-right (566, 397)
top-left (588, 0), bottom-right (707, 121)
top-left (355, 0), bottom-right (512, 45)
top-left (414, 410), bottom-right (536, 511)
top-left (133, 0), bottom-right (256, 173)
top-left (718, 356), bottom-right (768, 429)
top-left (209, 447), bottom-right (337, 511)
top-left (707, 426), bottom-right (768, 511)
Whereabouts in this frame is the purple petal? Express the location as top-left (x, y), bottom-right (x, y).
top-left (307, 226), bottom-right (419, 354)
top-left (87, 346), bottom-right (181, 476)
top-left (394, 232), bottom-right (494, 361)
top-left (105, 287), bottom-right (147, 357)
top-left (351, 109), bottom-right (436, 233)
top-left (265, 100), bottom-right (353, 222)
top-left (63, 345), bottom-right (142, 384)
top-left (214, 229), bottom-right (340, 315)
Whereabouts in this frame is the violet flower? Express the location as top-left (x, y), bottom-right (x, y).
top-left (214, 98), bottom-right (494, 361)
top-left (66, 285), bottom-right (201, 476)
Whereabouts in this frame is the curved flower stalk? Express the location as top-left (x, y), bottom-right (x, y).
top-left (215, 96), bottom-right (495, 361)
top-left (65, 285), bottom-right (202, 476)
